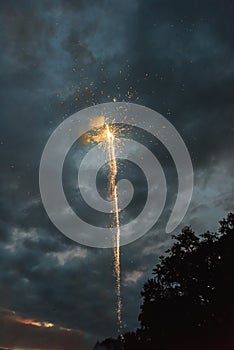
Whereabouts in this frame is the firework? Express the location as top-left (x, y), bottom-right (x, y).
top-left (83, 121), bottom-right (123, 334)
top-left (105, 125), bottom-right (123, 333)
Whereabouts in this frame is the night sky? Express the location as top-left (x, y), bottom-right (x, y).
top-left (0, 0), bottom-right (233, 349)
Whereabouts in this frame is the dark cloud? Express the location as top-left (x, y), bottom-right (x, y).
top-left (0, 0), bottom-right (233, 348)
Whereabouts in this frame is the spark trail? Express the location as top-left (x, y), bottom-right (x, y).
top-left (105, 125), bottom-right (122, 333)
top-left (82, 121), bottom-right (123, 333)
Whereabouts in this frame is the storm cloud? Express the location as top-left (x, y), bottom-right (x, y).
top-left (0, 0), bottom-right (233, 349)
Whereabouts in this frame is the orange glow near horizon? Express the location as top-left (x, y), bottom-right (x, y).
top-left (15, 316), bottom-right (54, 328)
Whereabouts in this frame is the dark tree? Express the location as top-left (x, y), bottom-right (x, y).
top-left (95, 214), bottom-right (234, 350)
top-left (93, 338), bottom-right (122, 350)
top-left (138, 213), bottom-right (234, 349)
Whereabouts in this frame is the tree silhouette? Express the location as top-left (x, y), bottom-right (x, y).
top-left (94, 338), bottom-right (121, 350)
top-left (94, 213), bottom-right (234, 350)
top-left (137, 213), bottom-right (234, 349)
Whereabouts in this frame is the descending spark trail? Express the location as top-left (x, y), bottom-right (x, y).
top-left (82, 120), bottom-right (123, 334)
top-left (106, 125), bottom-right (123, 333)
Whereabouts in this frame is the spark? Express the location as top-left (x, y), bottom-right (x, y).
top-left (80, 120), bottom-right (124, 334)
top-left (105, 124), bottom-right (123, 333)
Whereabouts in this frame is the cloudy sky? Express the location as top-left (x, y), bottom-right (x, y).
top-left (0, 0), bottom-right (233, 349)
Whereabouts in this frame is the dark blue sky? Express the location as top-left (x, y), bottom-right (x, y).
top-left (0, 0), bottom-right (233, 349)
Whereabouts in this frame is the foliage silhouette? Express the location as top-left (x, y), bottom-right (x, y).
top-left (94, 213), bottom-right (234, 350)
